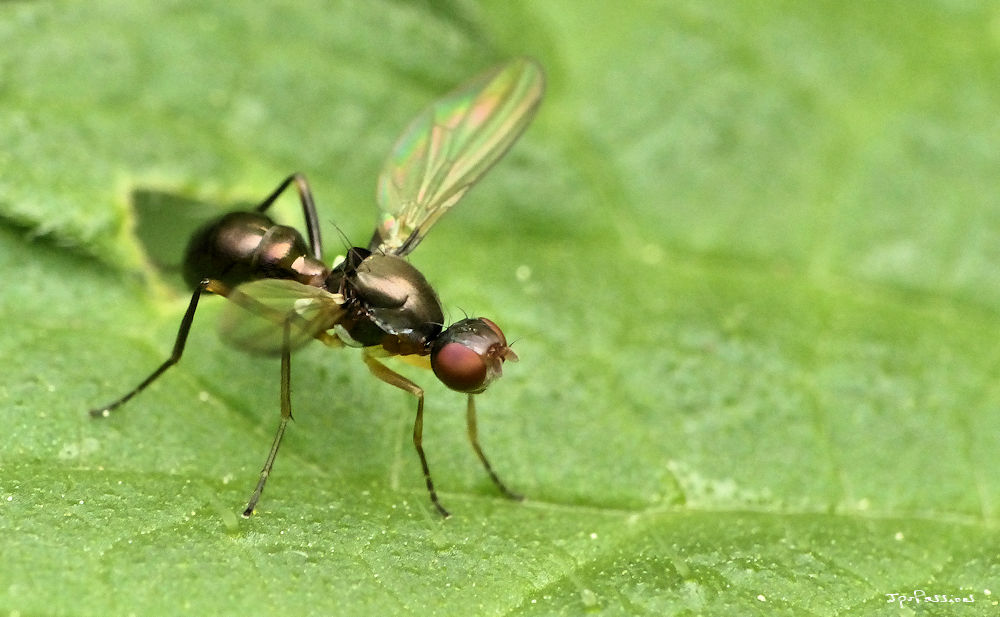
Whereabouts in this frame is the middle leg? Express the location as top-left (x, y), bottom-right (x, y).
top-left (243, 319), bottom-right (295, 517)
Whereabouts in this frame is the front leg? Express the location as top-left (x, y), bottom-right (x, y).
top-left (466, 394), bottom-right (522, 501)
top-left (362, 352), bottom-right (450, 518)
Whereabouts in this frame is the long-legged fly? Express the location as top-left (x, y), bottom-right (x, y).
top-left (89, 57), bottom-right (545, 518)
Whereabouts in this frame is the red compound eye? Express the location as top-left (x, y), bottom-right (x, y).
top-left (432, 342), bottom-right (488, 393)
top-left (431, 317), bottom-right (514, 393)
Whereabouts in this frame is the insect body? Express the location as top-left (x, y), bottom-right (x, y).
top-left (89, 57), bottom-right (545, 518)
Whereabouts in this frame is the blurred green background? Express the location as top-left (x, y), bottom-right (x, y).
top-left (1, 1), bottom-right (999, 615)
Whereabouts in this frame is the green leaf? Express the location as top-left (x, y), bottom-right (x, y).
top-left (2, 1), bottom-right (999, 615)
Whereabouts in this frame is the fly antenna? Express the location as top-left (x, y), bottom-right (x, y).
top-left (329, 220), bottom-right (352, 252)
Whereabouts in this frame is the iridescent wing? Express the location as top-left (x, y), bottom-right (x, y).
top-left (369, 56), bottom-right (545, 256)
top-left (218, 279), bottom-right (345, 355)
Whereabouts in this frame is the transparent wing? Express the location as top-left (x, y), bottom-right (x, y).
top-left (370, 56), bottom-right (545, 256)
top-left (218, 279), bottom-right (345, 355)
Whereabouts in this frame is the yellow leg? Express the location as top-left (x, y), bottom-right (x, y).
top-left (466, 394), bottom-right (522, 501)
top-left (363, 353), bottom-right (450, 518)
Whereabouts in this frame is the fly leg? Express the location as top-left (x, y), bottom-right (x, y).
top-left (243, 319), bottom-right (294, 517)
top-left (466, 394), bottom-right (522, 501)
top-left (254, 173), bottom-right (323, 260)
top-left (89, 278), bottom-right (223, 418)
top-left (362, 353), bottom-right (450, 518)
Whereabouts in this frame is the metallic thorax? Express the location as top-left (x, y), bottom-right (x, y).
top-left (328, 248), bottom-right (445, 355)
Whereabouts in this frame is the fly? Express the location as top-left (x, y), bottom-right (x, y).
top-left (88, 57), bottom-right (545, 518)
